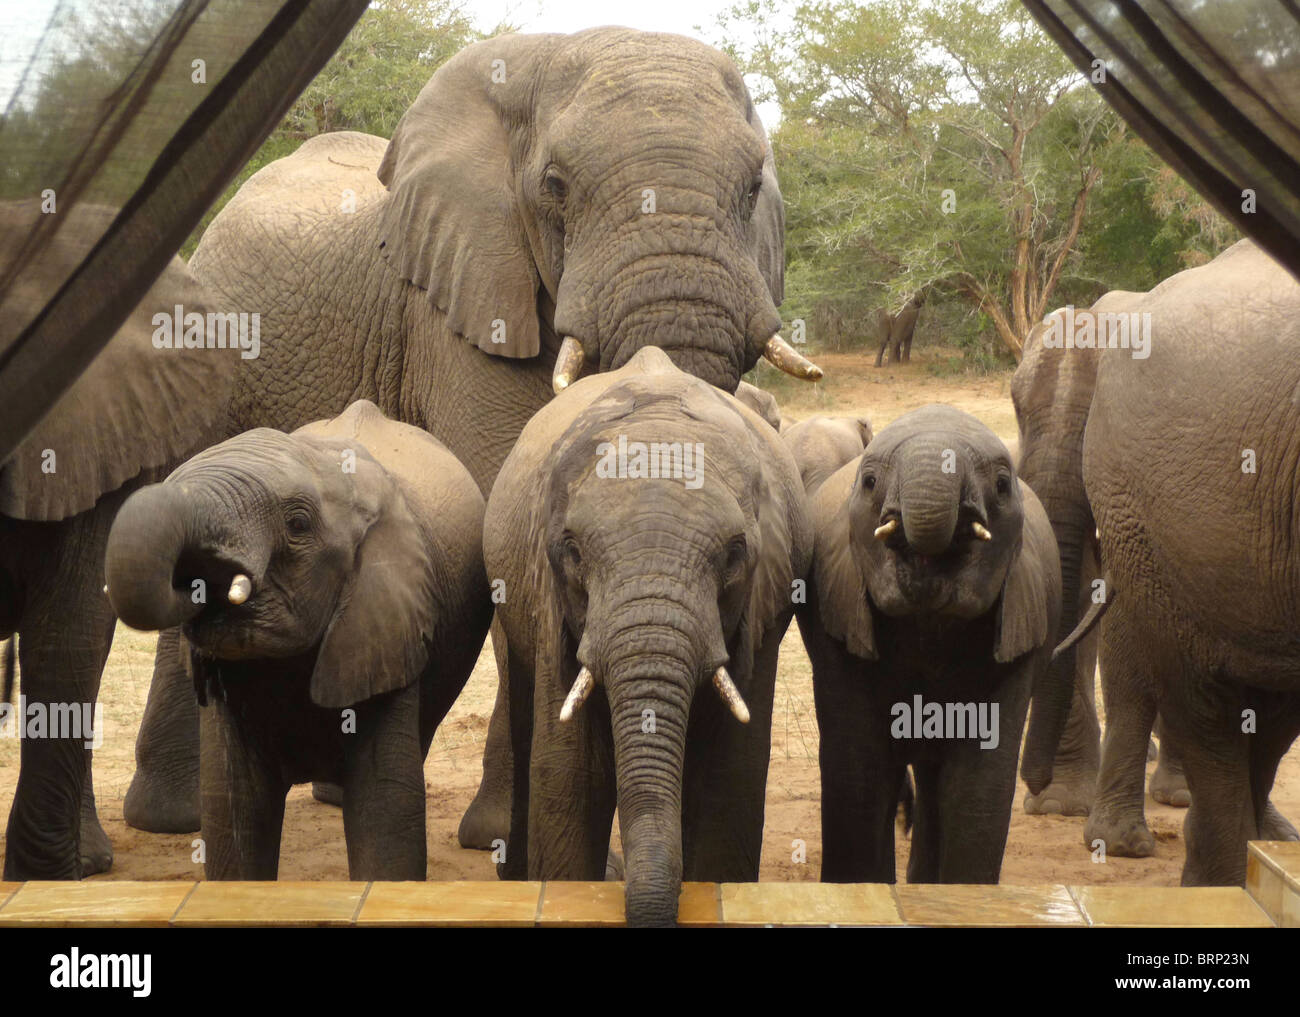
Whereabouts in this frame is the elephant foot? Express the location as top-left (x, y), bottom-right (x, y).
top-left (1149, 760), bottom-right (1190, 808)
top-left (123, 770), bottom-right (200, 834)
top-left (1260, 801), bottom-right (1300, 841)
top-left (311, 781), bottom-right (344, 807)
top-left (78, 815), bottom-right (114, 876)
top-left (605, 850), bottom-right (625, 881)
top-left (1084, 809), bottom-right (1155, 858)
top-left (457, 789), bottom-right (510, 851)
top-left (1023, 765), bottom-right (1095, 817)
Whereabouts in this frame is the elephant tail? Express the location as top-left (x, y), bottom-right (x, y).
top-left (2, 636), bottom-right (15, 704)
top-left (1051, 579), bottom-right (1112, 662)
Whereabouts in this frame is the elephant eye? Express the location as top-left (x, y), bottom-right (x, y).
top-left (745, 177), bottom-right (762, 215)
top-left (722, 536), bottom-right (748, 584)
top-left (862, 473), bottom-right (876, 491)
top-left (996, 474), bottom-right (1012, 496)
top-left (285, 511), bottom-right (312, 537)
top-left (544, 169), bottom-right (568, 203)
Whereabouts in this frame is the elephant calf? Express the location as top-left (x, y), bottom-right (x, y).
top-left (105, 400), bottom-right (491, 880)
top-left (488, 346), bottom-right (811, 927)
top-left (799, 404), bottom-right (1061, 883)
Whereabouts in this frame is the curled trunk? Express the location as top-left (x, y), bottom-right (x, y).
top-left (105, 485), bottom-right (206, 631)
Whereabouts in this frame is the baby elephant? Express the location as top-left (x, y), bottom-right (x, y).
top-left (799, 404), bottom-right (1060, 883)
top-left (782, 414), bottom-right (874, 494)
top-left (489, 347), bottom-right (811, 927)
top-left (105, 401), bottom-right (491, 879)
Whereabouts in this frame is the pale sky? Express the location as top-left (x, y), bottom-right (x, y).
top-left (464, 0), bottom-right (741, 39)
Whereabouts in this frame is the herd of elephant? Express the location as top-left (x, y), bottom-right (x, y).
top-left (2, 27), bottom-right (1298, 928)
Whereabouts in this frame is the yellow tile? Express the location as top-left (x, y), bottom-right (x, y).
top-left (0, 881), bottom-right (196, 927)
top-left (172, 881), bottom-right (366, 927)
top-left (720, 882), bottom-right (902, 927)
top-left (1248, 841), bottom-right (1300, 888)
top-left (1246, 851), bottom-right (1285, 926)
top-left (538, 881), bottom-right (625, 927)
top-left (677, 883), bottom-right (721, 927)
top-left (1282, 886), bottom-right (1300, 929)
top-left (357, 881), bottom-right (541, 927)
top-left (1071, 886), bottom-right (1273, 928)
top-left (896, 884), bottom-right (1084, 927)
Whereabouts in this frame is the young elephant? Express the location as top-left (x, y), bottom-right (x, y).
top-left (104, 401), bottom-right (491, 879)
top-left (488, 346), bottom-right (811, 927)
top-left (782, 414), bottom-right (874, 495)
top-left (800, 405), bottom-right (1060, 883)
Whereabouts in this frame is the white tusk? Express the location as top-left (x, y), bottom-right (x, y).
top-left (874, 518), bottom-right (898, 541)
top-left (552, 336), bottom-right (585, 394)
top-left (971, 522), bottom-right (993, 542)
top-left (559, 666), bottom-right (596, 722)
top-left (762, 333), bottom-right (823, 381)
top-left (712, 666), bottom-right (750, 724)
top-left (228, 574), bottom-right (252, 605)
top-left (102, 584), bottom-right (109, 595)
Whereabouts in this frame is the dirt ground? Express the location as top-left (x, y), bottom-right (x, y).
top-left (2, 350), bottom-right (1296, 885)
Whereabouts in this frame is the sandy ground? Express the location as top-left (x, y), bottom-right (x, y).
top-left (1, 350), bottom-right (1296, 884)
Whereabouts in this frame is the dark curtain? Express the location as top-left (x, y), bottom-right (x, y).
top-left (1023, 0), bottom-right (1300, 277)
top-left (0, 0), bottom-right (368, 461)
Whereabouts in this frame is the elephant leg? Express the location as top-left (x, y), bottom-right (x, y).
top-left (1149, 712), bottom-right (1190, 807)
top-left (198, 702), bottom-right (287, 880)
top-left (681, 622), bottom-right (782, 883)
top-left (905, 762), bottom-right (942, 882)
top-left (4, 544), bottom-right (116, 880)
top-left (1247, 693), bottom-right (1300, 842)
top-left (927, 672), bottom-right (1030, 884)
top-left (459, 615), bottom-right (513, 850)
top-left (874, 336), bottom-right (888, 368)
top-left (1084, 606), bottom-right (1158, 858)
top-left (311, 781), bottom-right (343, 807)
top-left (1026, 536), bottom-right (1100, 817)
top-left (79, 752), bottom-right (113, 875)
top-left (501, 642), bottom-right (534, 880)
top-left (525, 657), bottom-right (615, 881)
top-left (342, 682), bottom-right (426, 880)
top-left (124, 627), bottom-right (201, 833)
top-left (1024, 655), bottom-right (1099, 816)
top-left (1158, 680), bottom-right (1256, 886)
top-left (806, 618), bottom-right (897, 883)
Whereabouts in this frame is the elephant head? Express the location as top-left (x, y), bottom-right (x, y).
top-left (489, 347), bottom-right (810, 926)
top-left (782, 413), bottom-right (874, 494)
top-left (1010, 294), bottom-right (1137, 791)
top-left (815, 405), bottom-right (1052, 663)
top-left (104, 402), bottom-right (458, 709)
top-left (374, 28), bottom-right (820, 393)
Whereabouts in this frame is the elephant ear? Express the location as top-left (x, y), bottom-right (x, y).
top-left (0, 255), bottom-right (237, 522)
top-left (376, 34), bottom-right (555, 359)
top-left (310, 455), bottom-right (436, 709)
top-left (747, 109), bottom-right (785, 305)
top-left (994, 481), bottom-right (1061, 664)
top-left (745, 425), bottom-right (812, 647)
top-left (810, 463), bottom-right (877, 661)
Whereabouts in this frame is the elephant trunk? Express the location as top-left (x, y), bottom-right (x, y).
top-left (601, 611), bottom-right (697, 929)
top-left (105, 484), bottom-right (207, 631)
top-left (1020, 489), bottom-right (1092, 792)
top-left (897, 449), bottom-right (963, 555)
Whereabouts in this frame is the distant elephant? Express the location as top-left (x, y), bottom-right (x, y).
top-left (0, 205), bottom-right (236, 878)
top-left (799, 405), bottom-right (1061, 883)
top-left (125, 27), bottom-right (823, 837)
top-left (487, 347), bottom-right (811, 926)
top-left (104, 401), bottom-right (491, 879)
top-left (781, 414), bottom-right (873, 494)
top-left (873, 293), bottom-right (924, 368)
top-left (1032, 241), bottom-right (1300, 883)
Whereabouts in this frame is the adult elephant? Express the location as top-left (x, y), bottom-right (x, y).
top-left (125, 28), bottom-right (821, 835)
top-left (873, 293), bottom-right (924, 368)
top-left (1080, 240), bottom-right (1300, 882)
top-left (488, 347), bottom-right (811, 926)
top-left (0, 206), bottom-right (237, 877)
